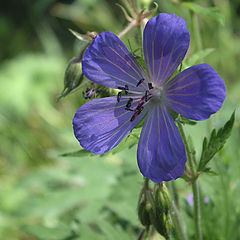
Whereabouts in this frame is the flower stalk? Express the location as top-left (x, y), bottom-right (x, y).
top-left (169, 182), bottom-right (188, 240)
top-left (177, 123), bottom-right (203, 240)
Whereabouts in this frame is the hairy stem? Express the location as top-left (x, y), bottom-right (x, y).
top-left (169, 182), bottom-right (188, 240)
top-left (118, 20), bottom-right (136, 39)
top-left (178, 123), bottom-right (203, 240)
top-left (190, 11), bottom-right (202, 52)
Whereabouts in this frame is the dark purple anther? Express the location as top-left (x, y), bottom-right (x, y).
top-left (137, 106), bottom-right (144, 115)
top-left (118, 86), bottom-right (125, 90)
top-left (82, 88), bottom-right (94, 99)
top-left (137, 96), bottom-right (145, 108)
top-left (136, 78), bottom-right (145, 87)
top-left (148, 83), bottom-right (153, 90)
top-left (117, 92), bottom-right (122, 102)
top-left (125, 85), bottom-right (129, 95)
top-left (145, 90), bottom-right (149, 101)
top-left (130, 111), bottom-right (138, 122)
top-left (126, 98), bottom-right (133, 108)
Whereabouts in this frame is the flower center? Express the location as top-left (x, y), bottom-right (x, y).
top-left (117, 79), bottom-right (160, 122)
top-left (151, 86), bottom-right (164, 103)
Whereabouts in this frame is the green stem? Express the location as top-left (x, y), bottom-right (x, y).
top-left (190, 11), bottom-right (202, 52)
top-left (178, 123), bottom-right (203, 240)
top-left (169, 182), bottom-right (188, 240)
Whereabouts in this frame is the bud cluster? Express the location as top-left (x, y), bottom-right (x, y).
top-left (138, 182), bottom-right (173, 239)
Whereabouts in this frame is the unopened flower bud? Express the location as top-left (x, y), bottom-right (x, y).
top-left (59, 57), bottom-right (84, 99)
top-left (138, 200), bottom-right (152, 227)
top-left (154, 184), bottom-right (172, 215)
top-left (161, 185), bottom-right (172, 213)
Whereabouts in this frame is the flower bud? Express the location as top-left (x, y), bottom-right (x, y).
top-left (153, 213), bottom-right (173, 238)
top-left (59, 56), bottom-right (84, 99)
top-left (154, 184), bottom-right (172, 215)
top-left (138, 200), bottom-right (152, 227)
top-left (161, 185), bottom-right (172, 214)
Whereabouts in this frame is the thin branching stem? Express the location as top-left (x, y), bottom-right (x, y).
top-left (169, 182), bottom-right (188, 240)
top-left (178, 123), bottom-right (203, 240)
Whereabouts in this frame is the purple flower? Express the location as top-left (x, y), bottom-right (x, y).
top-left (73, 13), bottom-right (226, 183)
top-left (204, 197), bottom-right (210, 204)
top-left (187, 194), bottom-right (194, 206)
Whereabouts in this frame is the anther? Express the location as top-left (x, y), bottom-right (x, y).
top-left (82, 88), bottom-right (94, 99)
top-left (118, 86), bottom-right (125, 90)
top-left (125, 85), bottom-right (129, 95)
top-left (137, 106), bottom-right (144, 115)
top-left (136, 78), bottom-right (145, 87)
top-left (117, 92), bottom-right (122, 102)
top-left (148, 83), bottom-right (153, 90)
top-left (130, 112), bottom-right (138, 122)
top-left (126, 98), bottom-right (133, 108)
top-left (118, 85), bottom-right (129, 94)
top-left (145, 90), bottom-right (149, 101)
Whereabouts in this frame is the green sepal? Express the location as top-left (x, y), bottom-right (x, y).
top-left (138, 200), bottom-right (152, 227)
top-left (198, 111), bottom-right (235, 171)
top-left (58, 56), bottom-right (84, 99)
top-left (183, 48), bottom-right (215, 70)
top-left (135, 55), bottom-right (147, 72)
top-left (180, 116), bottom-right (197, 125)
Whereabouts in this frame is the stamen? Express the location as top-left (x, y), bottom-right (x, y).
top-left (118, 86), bottom-right (126, 90)
top-left (125, 85), bottom-right (129, 95)
top-left (82, 88), bottom-right (94, 99)
top-left (126, 98), bottom-right (133, 108)
top-left (130, 111), bottom-right (138, 122)
top-left (137, 106), bottom-right (144, 115)
top-left (137, 96), bottom-right (145, 107)
top-left (118, 85), bottom-right (129, 95)
top-left (136, 78), bottom-right (145, 87)
top-left (148, 83), bottom-right (153, 90)
top-left (117, 92), bottom-right (122, 102)
top-left (145, 90), bottom-right (149, 101)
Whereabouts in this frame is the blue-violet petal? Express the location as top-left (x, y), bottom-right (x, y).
top-left (164, 64), bottom-right (226, 121)
top-left (143, 13), bottom-right (190, 86)
top-left (82, 31), bottom-right (147, 92)
top-left (137, 104), bottom-right (187, 183)
top-left (73, 97), bottom-right (146, 154)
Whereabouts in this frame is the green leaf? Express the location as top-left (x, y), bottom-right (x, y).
top-left (23, 223), bottom-right (72, 240)
top-left (198, 112), bottom-right (235, 171)
top-left (98, 220), bottom-right (135, 240)
top-left (183, 48), bottom-right (215, 69)
top-left (183, 2), bottom-right (225, 26)
top-left (60, 149), bottom-right (95, 157)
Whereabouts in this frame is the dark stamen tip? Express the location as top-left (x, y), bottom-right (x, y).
top-left (118, 86), bottom-right (125, 90)
top-left (148, 83), bottom-right (153, 90)
top-left (126, 98), bottom-right (133, 108)
top-left (117, 92), bottom-right (122, 102)
top-left (136, 78), bottom-right (145, 87)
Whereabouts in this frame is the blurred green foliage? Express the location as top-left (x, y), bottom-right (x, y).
top-left (0, 0), bottom-right (240, 239)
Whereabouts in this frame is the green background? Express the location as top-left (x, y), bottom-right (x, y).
top-left (0, 0), bottom-right (240, 239)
